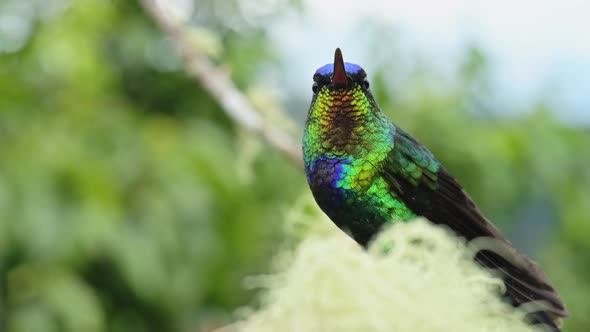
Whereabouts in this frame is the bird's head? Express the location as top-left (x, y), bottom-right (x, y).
top-left (307, 48), bottom-right (380, 126)
top-left (312, 48), bottom-right (368, 92)
top-left (304, 48), bottom-right (392, 160)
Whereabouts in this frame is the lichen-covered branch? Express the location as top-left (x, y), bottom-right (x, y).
top-left (139, 0), bottom-right (303, 166)
top-left (221, 219), bottom-right (539, 332)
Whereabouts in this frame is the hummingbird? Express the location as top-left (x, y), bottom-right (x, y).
top-left (303, 48), bottom-right (568, 330)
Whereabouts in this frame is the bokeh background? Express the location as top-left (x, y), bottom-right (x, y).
top-left (1, 0), bottom-right (589, 331)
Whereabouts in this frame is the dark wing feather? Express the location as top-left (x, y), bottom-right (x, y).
top-left (382, 128), bottom-right (568, 329)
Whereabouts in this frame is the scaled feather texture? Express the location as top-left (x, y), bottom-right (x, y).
top-left (224, 219), bottom-right (543, 332)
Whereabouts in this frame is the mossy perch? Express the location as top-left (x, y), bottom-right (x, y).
top-left (223, 219), bottom-right (546, 332)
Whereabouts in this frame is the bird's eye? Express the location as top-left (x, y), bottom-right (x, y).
top-left (312, 82), bottom-right (319, 94)
top-left (363, 78), bottom-right (370, 89)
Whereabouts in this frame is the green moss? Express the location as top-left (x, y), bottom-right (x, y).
top-left (225, 219), bottom-right (541, 332)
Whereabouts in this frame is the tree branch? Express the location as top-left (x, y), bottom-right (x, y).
top-left (139, 0), bottom-right (303, 166)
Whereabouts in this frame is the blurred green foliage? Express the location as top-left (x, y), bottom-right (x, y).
top-left (0, 1), bottom-right (303, 331)
top-left (0, 1), bottom-right (589, 332)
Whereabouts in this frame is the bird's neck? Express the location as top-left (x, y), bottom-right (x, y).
top-left (303, 105), bottom-right (393, 166)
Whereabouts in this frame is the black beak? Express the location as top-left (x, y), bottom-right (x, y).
top-left (332, 48), bottom-right (348, 87)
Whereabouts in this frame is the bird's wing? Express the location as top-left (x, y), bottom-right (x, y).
top-left (381, 127), bottom-right (568, 328)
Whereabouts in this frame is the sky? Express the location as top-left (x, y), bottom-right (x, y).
top-left (271, 0), bottom-right (590, 123)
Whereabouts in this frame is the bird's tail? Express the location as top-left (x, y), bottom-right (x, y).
top-left (469, 237), bottom-right (568, 331)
